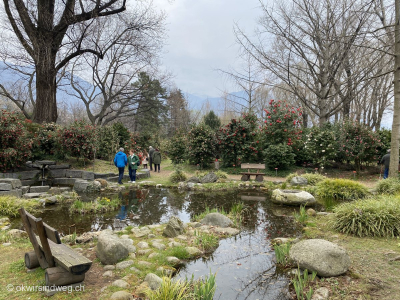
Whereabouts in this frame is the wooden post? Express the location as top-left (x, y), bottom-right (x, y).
top-left (45, 267), bottom-right (85, 286)
top-left (19, 208), bottom-right (49, 269)
top-left (25, 251), bottom-right (40, 269)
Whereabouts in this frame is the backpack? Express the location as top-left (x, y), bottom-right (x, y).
top-left (137, 156), bottom-right (141, 166)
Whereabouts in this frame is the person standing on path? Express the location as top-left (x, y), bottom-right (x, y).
top-left (149, 146), bottom-right (155, 171)
top-left (127, 149), bottom-right (140, 183)
top-left (152, 148), bottom-right (161, 173)
top-left (380, 149), bottom-right (391, 179)
top-left (114, 148), bottom-right (128, 184)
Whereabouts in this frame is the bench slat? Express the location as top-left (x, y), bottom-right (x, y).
top-left (240, 172), bottom-right (266, 175)
top-left (37, 238), bottom-right (92, 275)
top-left (43, 223), bottom-right (62, 244)
top-left (241, 163), bottom-right (265, 169)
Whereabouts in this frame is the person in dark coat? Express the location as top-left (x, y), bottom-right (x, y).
top-left (114, 147), bottom-right (127, 184)
top-left (148, 146), bottom-right (155, 171)
top-left (152, 148), bottom-right (161, 173)
top-left (380, 149), bottom-right (391, 179)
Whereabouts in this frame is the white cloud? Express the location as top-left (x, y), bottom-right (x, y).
top-left (152, 0), bottom-right (261, 97)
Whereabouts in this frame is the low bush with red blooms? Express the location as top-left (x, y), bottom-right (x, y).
top-left (261, 100), bottom-right (303, 168)
top-left (124, 132), bottom-right (145, 157)
top-left (58, 120), bottom-right (98, 161)
top-left (217, 113), bottom-right (260, 167)
top-left (0, 110), bottom-right (33, 171)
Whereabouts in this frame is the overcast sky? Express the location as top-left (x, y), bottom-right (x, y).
top-left (152, 0), bottom-right (262, 98)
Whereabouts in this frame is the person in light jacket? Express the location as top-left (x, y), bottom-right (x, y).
top-left (114, 148), bottom-right (127, 184)
top-left (152, 148), bottom-right (161, 173)
top-left (127, 149), bottom-right (140, 183)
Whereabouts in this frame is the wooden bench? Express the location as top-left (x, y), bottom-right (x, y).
top-left (240, 163), bottom-right (265, 182)
top-left (19, 208), bottom-right (92, 287)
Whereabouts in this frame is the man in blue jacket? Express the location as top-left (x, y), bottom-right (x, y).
top-left (114, 148), bottom-right (128, 184)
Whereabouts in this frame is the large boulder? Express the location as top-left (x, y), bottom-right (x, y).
top-left (73, 180), bottom-right (89, 192)
top-left (200, 172), bottom-right (218, 183)
top-left (271, 189), bottom-right (316, 206)
top-left (201, 213), bottom-right (233, 228)
top-left (95, 230), bottom-right (129, 265)
top-left (163, 216), bottom-right (186, 238)
top-left (87, 181), bottom-right (101, 193)
top-left (290, 176), bottom-right (308, 186)
top-left (0, 178), bottom-right (22, 189)
top-left (289, 239), bottom-right (351, 277)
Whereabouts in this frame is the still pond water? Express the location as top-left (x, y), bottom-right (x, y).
top-left (14, 188), bottom-right (304, 300)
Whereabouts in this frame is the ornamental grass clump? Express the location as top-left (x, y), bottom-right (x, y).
top-left (316, 178), bottom-right (368, 201)
top-left (376, 178), bottom-right (400, 195)
top-left (333, 195), bottom-right (400, 237)
top-left (0, 196), bottom-right (39, 217)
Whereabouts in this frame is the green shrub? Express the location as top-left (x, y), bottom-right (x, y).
top-left (302, 173), bottom-right (326, 186)
top-left (187, 123), bottom-right (216, 169)
top-left (274, 243), bottom-right (291, 266)
top-left (166, 130), bottom-right (187, 164)
top-left (263, 143), bottom-right (295, 170)
top-left (316, 179), bottom-right (368, 200)
top-left (333, 196), bottom-right (400, 237)
top-left (0, 110), bottom-right (33, 171)
top-left (169, 167), bottom-right (187, 183)
top-left (69, 196), bottom-right (120, 214)
top-left (376, 178), bottom-right (400, 195)
top-left (0, 196), bottom-right (39, 217)
top-left (214, 170), bottom-right (228, 179)
top-left (97, 125), bottom-right (119, 160)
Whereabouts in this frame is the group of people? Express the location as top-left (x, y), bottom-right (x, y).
top-left (113, 146), bottom-right (161, 184)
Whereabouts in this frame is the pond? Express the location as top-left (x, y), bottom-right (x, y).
top-left (12, 188), bottom-right (303, 299)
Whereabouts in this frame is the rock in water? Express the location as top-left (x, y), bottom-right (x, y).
top-left (201, 212), bottom-right (233, 228)
top-left (200, 172), bottom-right (218, 183)
top-left (290, 176), bottom-right (308, 186)
top-left (271, 189), bottom-right (316, 206)
top-left (289, 239), bottom-right (351, 277)
top-left (163, 216), bottom-right (186, 238)
top-left (95, 230), bottom-right (129, 265)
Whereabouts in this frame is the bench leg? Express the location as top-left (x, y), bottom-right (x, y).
top-left (25, 251), bottom-right (40, 269)
top-left (241, 174), bottom-right (250, 181)
top-left (45, 267), bottom-right (85, 286)
top-left (255, 175), bottom-right (264, 182)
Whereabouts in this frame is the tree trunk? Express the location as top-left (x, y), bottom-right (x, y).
top-left (390, 0), bottom-right (400, 178)
top-left (33, 51), bottom-right (58, 124)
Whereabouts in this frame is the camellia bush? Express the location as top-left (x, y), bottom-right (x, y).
top-left (261, 100), bottom-right (303, 169)
top-left (58, 120), bottom-right (98, 161)
top-left (187, 123), bottom-right (215, 168)
top-left (217, 113), bottom-right (260, 167)
top-left (0, 110), bottom-right (33, 171)
top-left (263, 143), bottom-right (295, 170)
top-left (167, 129), bottom-right (187, 164)
top-left (336, 121), bottom-right (382, 170)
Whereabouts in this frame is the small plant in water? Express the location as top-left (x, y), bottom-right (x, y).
top-left (274, 243), bottom-right (291, 266)
top-left (191, 271), bottom-right (217, 300)
top-left (194, 231), bottom-right (219, 252)
top-left (292, 268), bottom-right (317, 300)
top-left (294, 205), bottom-right (308, 225)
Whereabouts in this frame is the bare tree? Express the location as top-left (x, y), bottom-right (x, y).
top-left (0, 0), bottom-right (128, 123)
top-left (235, 0), bottom-right (377, 125)
top-left (65, 4), bottom-right (165, 126)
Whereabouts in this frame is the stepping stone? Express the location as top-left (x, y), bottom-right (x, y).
top-left (103, 265), bottom-right (115, 271)
top-left (112, 279), bottom-right (130, 288)
top-left (148, 253), bottom-right (160, 259)
top-left (166, 256), bottom-right (181, 266)
top-left (110, 291), bottom-right (133, 300)
top-left (137, 249), bottom-right (152, 256)
top-left (137, 241), bottom-right (149, 249)
top-left (186, 247), bottom-right (202, 256)
top-left (103, 270), bottom-right (113, 277)
top-left (168, 241), bottom-right (182, 247)
top-left (152, 242), bottom-right (166, 250)
top-left (116, 260), bottom-right (134, 269)
top-left (138, 261), bottom-right (152, 267)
